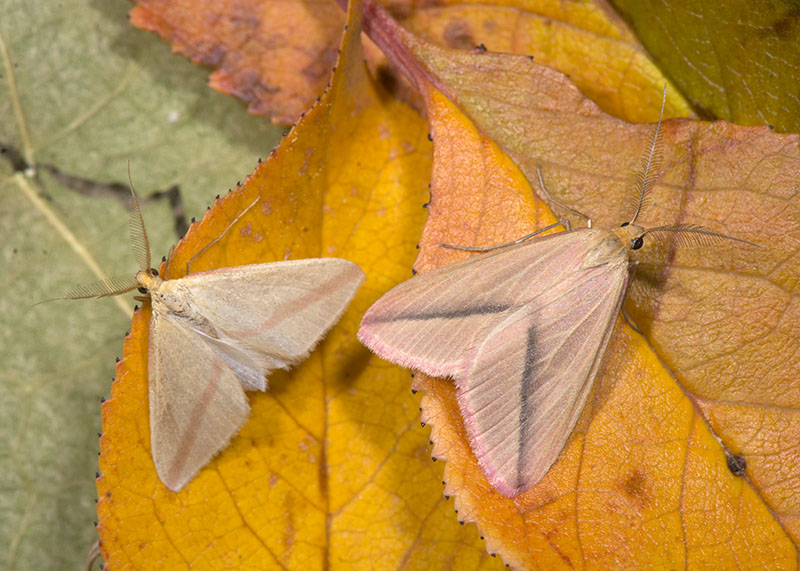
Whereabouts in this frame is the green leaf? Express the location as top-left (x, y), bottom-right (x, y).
top-left (610, 0), bottom-right (800, 132)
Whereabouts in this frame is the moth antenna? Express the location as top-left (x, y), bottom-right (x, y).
top-left (127, 163), bottom-right (152, 272)
top-left (54, 275), bottom-right (140, 301)
top-left (640, 224), bottom-right (762, 249)
top-left (629, 85), bottom-right (667, 226)
top-left (186, 195), bottom-right (261, 275)
top-left (536, 166), bottom-right (586, 228)
top-left (441, 222), bottom-right (565, 252)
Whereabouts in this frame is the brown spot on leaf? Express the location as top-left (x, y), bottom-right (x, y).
top-left (769, 6), bottom-right (800, 40)
top-left (413, 443), bottom-right (430, 459)
top-left (726, 453), bottom-right (747, 476)
top-left (375, 64), bottom-right (399, 95)
top-left (443, 20), bottom-right (474, 50)
top-left (621, 468), bottom-right (650, 509)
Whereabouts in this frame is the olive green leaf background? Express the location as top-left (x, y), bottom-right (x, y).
top-left (612, 0), bottom-right (800, 131)
top-left (0, 1), bottom-right (281, 568)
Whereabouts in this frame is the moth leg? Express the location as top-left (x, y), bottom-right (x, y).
top-left (620, 264), bottom-right (642, 335)
top-left (163, 244), bottom-right (175, 279)
top-left (536, 165), bottom-right (590, 228)
top-left (186, 195), bottom-right (260, 275)
top-left (620, 304), bottom-right (643, 335)
top-left (440, 221), bottom-right (565, 252)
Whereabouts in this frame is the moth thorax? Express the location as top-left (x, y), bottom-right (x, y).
top-left (582, 230), bottom-right (628, 269)
top-left (152, 281), bottom-right (198, 321)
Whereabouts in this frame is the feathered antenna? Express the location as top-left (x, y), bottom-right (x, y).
top-left (641, 224), bottom-right (762, 249)
top-left (127, 163), bottom-right (152, 273)
top-left (620, 87), bottom-right (761, 251)
top-left (628, 85), bottom-right (666, 226)
top-left (42, 165), bottom-right (154, 303)
top-left (62, 275), bottom-right (140, 300)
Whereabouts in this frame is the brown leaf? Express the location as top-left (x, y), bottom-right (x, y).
top-left (130, 0), bottom-right (346, 124)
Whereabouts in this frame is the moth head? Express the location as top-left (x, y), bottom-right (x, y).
top-left (135, 268), bottom-right (161, 294)
top-left (619, 221), bottom-right (646, 251)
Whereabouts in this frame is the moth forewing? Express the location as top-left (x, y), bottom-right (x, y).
top-left (148, 309), bottom-right (251, 492)
top-left (455, 229), bottom-right (633, 496)
top-left (170, 258), bottom-right (366, 365)
top-left (359, 231), bottom-right (576, 378)
top-left (144, 256), bottom-right (365, 491)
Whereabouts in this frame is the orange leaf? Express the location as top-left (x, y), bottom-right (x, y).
top-left (130, 0), bottom-right (346, 124)
top-left (97, 4), bottom-right (502, 568)
top-left (361, 2), bottom-right (800, 566)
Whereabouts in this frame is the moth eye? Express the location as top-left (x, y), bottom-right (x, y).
top-left (620, 222), bottom-right (630, 228)
top-left (137, 287), bottom-right (148, 294)
top-left (150, 268), bottom-right (159, 277)
top-left (631, 236), bottom-right (644, 250)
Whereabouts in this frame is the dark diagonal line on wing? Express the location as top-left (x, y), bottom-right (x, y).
top-left (367, 303), bottom-right (513, 323)
top-left (518, 323), bottom-right (538, 491)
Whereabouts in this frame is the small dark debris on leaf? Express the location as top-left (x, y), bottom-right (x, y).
top-left (726, 453), bottom-right (747, 476)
